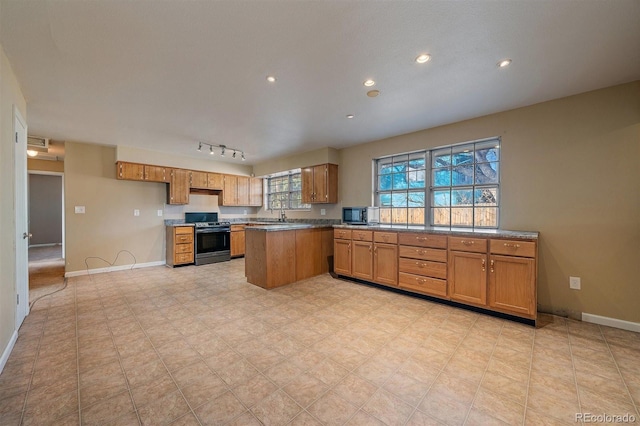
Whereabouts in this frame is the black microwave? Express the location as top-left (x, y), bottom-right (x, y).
top-left (342, 207), bottom-right (380, 225)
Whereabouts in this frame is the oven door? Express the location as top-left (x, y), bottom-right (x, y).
top-left (194, 229), bottom-right (230, 265)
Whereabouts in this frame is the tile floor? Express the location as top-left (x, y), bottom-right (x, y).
top-left (1, 258), bottom-right (639, 425)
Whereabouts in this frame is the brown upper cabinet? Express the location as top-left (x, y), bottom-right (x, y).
top-left (301, 163), bottom-right (338, 204)
top-left (116, 161), bottom-right (261, 206)
top-left (249, 177), bottom-right (263, 206)
top-left (144, 165), bottom-right (170, 183)
top-left (190, 171), bottom-right (224, 190)
top-left (168, 168), bottom-right (189, 205)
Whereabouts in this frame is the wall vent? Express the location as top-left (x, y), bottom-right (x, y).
top-left (27, 136), bottom-right (49, 150)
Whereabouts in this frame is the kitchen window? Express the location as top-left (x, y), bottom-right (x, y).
top-left (267, 170), bottom-right (311, 210)
top-left (375, 138), bottom-right (500, 228)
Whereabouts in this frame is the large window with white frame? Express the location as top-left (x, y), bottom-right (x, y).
top-left (266, 170), bottom-right (311, 210)
top-left (375, 138), bottom-right (500, 228)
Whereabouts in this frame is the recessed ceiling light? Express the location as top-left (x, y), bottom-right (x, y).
top-left (367, 90), bottom-right (380, 98)
top-left (266, 75), bottom-right (277, 83)
top-left (363, 79), bottom-right (375, 87)
top-left (415, 54), bottom-right (431, 64)
top-left (346, 114), bottom-right (354, 119)
top-left (498, 59), bottom-right (512, 68)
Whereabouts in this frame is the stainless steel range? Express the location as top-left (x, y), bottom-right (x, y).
top-left (185, 212), bottom-right (231, 265)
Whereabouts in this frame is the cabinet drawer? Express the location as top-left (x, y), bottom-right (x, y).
top-left (334, 229), bottom-right (352, 240)
top-left (175, 226), bottom-right (193, 235)
top-left (231, 225), bottom-right (246, 232)
top-left (374, 232), bottom-right (397, 244)
top-left (399, 273), bottom-right (448, 298)
top-left (399, 258), bottom-right (447, 279)
top-left (490, 239), bottom-right (536, 258)
top-left (174, 252), bottom-right (193, 264)
top-left (399, 246), bottom-right (447, 263)
top-left (398, 233), bottom-right (447, 249)
top-left (448, 237), bottom-right (487, 253)
top-left (175, 233), bottom-right (193, 244)
top-left (352, 230), bottom-right (373, 242)
top-left (174, 243), bottom-right (192, 254)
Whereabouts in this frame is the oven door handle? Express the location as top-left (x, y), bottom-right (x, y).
top-left (195, 229), bottom-right (231, 233)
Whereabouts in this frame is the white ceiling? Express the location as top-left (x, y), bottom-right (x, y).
top-left (1, 0), bottom-right (639, 165)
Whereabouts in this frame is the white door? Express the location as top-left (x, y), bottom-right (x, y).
top-left (14, 106), bottom-right (29, 328)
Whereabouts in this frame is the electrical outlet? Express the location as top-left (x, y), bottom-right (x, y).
top-left (320, 209), bottom-right (326, 216)
top-left (243, 209), bottom-right (247, 215)
top-left (134, 209), bottom-right (140, 217)
top-left (74, 206), bottom-right (85, 214)
top-left (157, 210), bottom-right (163, 217)
top-left (569, 276), bottom-right (581, 290)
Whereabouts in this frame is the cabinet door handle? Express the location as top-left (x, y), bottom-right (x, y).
top-left (482, 258), bottom-right (486, 272)
top-left (490, 259), bottom-right (494, 273)
top-left (374, 246), bottom-right (377, 254)
top-left (369, 245), bottom-right (372, 252)
top-left (504, 243), bottom-right (520, 248)
top-left (348, 243), bottom-right (351, 251)
top-left (461, 240), bottom-right (474, 246)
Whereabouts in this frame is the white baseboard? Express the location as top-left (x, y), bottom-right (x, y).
top-left (0, 330), bottom-right (18, 375)
top-left (582, 312), bottom-right (640, 333)
top-left (64, 260), bottom-right (166, 278)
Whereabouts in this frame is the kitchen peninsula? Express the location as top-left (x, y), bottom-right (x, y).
top-left (245, 223), bottom-right (334, 289)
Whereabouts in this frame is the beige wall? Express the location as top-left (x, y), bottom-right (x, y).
top-left (340, 81), bottom-right (640, 322)
top-left (27, 158), bottom-right (64, 173)
top-left (0, 44), bottom-right (27, 363)
top-left (65, 142), bottom-right (167, 273)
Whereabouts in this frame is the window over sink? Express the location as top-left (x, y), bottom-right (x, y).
top-left (266, 169), bottom-right (311, 211)
top-left (374, 137), bottom-right (500, 228)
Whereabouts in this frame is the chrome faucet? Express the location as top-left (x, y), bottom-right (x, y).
top-left (279, 208), bottom-right (287, 222)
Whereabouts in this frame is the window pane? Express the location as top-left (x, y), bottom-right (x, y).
top-left (408, 208), bottom-right (425, 224)
top-left (433, 190), bottom-right (450, 206)
top-left (452, 145), bottom-right (473, 166)
top-left (432, 149), bottom-right (451, 168)
top-left (433, 168), bottom-right (450, 187)
top-left (392, 173), bottom-right (408, 190)
top-left (392, 208), bottom-right (407, 224)
top-left (408, 154), bottom-right (425, 170)
top-left (408, 170), bottom-right (425, 188)
top-left (475, 207), bottom-right (498, 227)
top-left (451, 207), bottom-right (473, 226)
top-left (379, 208), bottom-right (391, 223)
top-left (452, 189), bottom-right (473, 206)
top-left (475, 140), bottom-right (500, 162)
top-left (452, 166), bottom-right (473, 186)
top-left (407, 191), bottom-right (425, 207)
top-left (378, 160), bottom-right (394, 175)
top-left (391, 193), bottom-right (408, 207)
top-left (379, 193), bottom-right (392, 207)
top-left (474, 188), bottom-right (498, 205)
top-left (432, 208), bottom-right (450, 226)
top-left (378, 174), bottom-right (392, 191)
top-left (475, 162), bottom-right (499, 184)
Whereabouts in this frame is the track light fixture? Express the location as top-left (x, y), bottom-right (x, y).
top-left (197, 142), bottom-right (245, 161)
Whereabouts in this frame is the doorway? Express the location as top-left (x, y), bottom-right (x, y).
top-left (27, 169), bottom-right (65, 301)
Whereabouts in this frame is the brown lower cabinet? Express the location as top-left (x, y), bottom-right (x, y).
top-left (166, 226), bottom-right (194, 267)
top-left (334, 228), bottom-right (538, 322)
top-left (231, 225), bottom-right (245, 257)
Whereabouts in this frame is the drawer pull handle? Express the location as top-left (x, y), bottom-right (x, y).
top-left (416, 236), bottom-right (428, 241)
top-left (504, 243), bottom-right (520, 248)
top-left (461, 240), bottom-right (474, 246)
top-left (416, 278), bottom-right (426, 284)
top-left (417, 249), bottom-right (426, 255)
top-left (415, 262), bottom-right (425, 268)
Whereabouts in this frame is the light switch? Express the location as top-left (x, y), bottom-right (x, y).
top-left (320, 209), bottom-right (326, 216)
top-left (134, 209), bottom-right (140, 216)
top-left (74, 206), bottom-right (85, 214)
